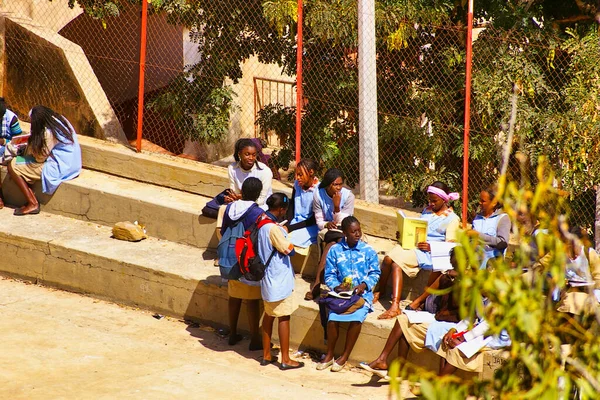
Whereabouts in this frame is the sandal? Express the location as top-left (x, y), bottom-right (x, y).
top-left (377, 307), bottom-right (401, 320)
top-left (14, 205), bottom-right (41, 216)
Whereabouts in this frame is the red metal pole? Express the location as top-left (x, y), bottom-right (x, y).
top-left (136, 0), bottom-right (149, 153)
top-left (295, 0), bottom-right (303, 164)
top-left (461, 0), bottom-right (474, 228)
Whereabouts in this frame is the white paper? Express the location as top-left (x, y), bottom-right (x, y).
top-left (430, 242), bottom-right (457, 271)
top-left (594, 289), bottom-right (600, 303)
top-left (457, 335), bottom-right (492, 358)
top-left (429, 242), bottom-right (458, 257)
top-left (402, 310), bottom-right (436, 324)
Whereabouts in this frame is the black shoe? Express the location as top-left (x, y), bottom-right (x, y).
top-left (279, 361), bottom-right (305, 370)
top-left (260, 358), bottom-right (277, 366)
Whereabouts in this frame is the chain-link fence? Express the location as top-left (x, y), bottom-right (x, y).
top-left (2, 1), bottom-right (598, 233)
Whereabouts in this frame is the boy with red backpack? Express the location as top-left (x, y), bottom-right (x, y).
top-left (257, 193), bottom-right (304, 370)
top-left (217, 177), bottom-right (265, 350)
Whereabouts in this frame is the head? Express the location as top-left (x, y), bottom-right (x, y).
top-left (295, 158), bottom-right (318, 189)
top-left (479, 185), bottom-right (502, 216)
top-left (320, 168), bottom-right (344, 197)
top-left (241, 177), bottom-right (262, 202)
top-left (426, 181), bottom-right (456, 213)
top-left (234, 138), bottom-right (258, 170)
top-left (341, 216), bottom-right (361, 247)
top-left (266, 193), bottom-right (289, 221)
top-left (0, 97), bottom-right (6, 118)
top-left (29, 105), bottom-right (74, 157)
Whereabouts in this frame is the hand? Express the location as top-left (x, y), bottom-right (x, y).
top-left (332, 191), bottom-right (341, 212)
top-left (326, 221), bottom-right (337, 230)
top-left (416, 242), bottom-right (431, 252)
top-left (334, 283), bottom-right (351, 293)
top-left (353, 282), bottom-right (367, 296)
top-left (443, 330), bottom-right (465, 350)
top-left (466, 229), bottom-right (480, 238)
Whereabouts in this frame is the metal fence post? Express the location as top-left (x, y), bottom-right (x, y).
top-left (461, 0), bottom-right (474, 227)
top-left (136, 0), bottom-right (149, 153)
top-left (358, 0), bottom-right (379, 203)
top-left (295, 0), bottom-right (303, 164)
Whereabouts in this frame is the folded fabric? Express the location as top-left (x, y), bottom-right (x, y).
top-left (319, 293), bottom-right (364, 314)
top-left (202, 190), bottom-right (228, 219)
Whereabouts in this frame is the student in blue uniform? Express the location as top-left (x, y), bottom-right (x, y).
top-left (286, 159), bottom-right (320, 248)
top-left (375, 181), bottom-right (460, 319)
top-left (258, 193), bottom-right (304, 370)
top-left (316, 216), bottom-right (380, 372)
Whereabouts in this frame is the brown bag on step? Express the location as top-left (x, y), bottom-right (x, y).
top-left (112, 221), bottom-right (147, 242)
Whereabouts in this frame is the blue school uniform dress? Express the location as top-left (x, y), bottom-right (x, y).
top-left (258, 212), bottom-right (296, 302)
top-left (41, 122), bottom-right (82, 194)
top-left (472, 209), bottom-right (507, 269)
top-left (288, 180), bottom-right (319, 247)
top-left (415, 208), bottom-right (460, 269)
top-left (324, 239), bottom-right (380, 323)
top-left (314, 186), bottom-right (352, 229)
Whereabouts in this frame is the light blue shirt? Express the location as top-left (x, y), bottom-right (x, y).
top-left (325, 238), bottom-right (380, 306)
top-left (258, 222), bottom-right (295, 303)
top-left (415, 208), bottom-right (460, 267)
top-left (41, 120), bottom-right (82, 194)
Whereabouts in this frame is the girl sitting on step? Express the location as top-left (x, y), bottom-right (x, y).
top-left (375, 181), bottom-right (460, 319)
top-left (285, 158), bottom-right (320, 249)
top-left (7, 106), bottom-right (81, 216)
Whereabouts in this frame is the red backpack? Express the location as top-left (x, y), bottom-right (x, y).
top-left (235, 215), bottom-right (277, 281)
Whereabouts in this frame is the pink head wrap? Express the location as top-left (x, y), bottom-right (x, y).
top-left (427, 186), bottom-right (459, 202)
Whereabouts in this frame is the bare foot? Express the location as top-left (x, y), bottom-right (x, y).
top-left (377, 304), bottom-right (401, 320)
top-left (368, 359), bottom-right (388, 370)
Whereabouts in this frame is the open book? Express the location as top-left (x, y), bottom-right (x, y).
top-left (396, 210), bottom-right (428, 249)
top-left (10, 134), bottom-right (30, 148)
top-left (327, 290), bottom-right (354, 299)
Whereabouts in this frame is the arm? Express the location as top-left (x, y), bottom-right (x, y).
top-left (285, 187), bottom-right (296, 227)
top-left (256, 162), bottom-right (273, 205)
top-left (478, 214), bottom-right (510, 251)
top-left (361, 247), bottom-right (381, 292)
top-left (4, 116), bottom-right (22, 142)
top-left (313, 191), bottom-right (326, 230)
top-left (227, 164), bottom-right (238, 192)
top-left (269, 225), bottom-right (296, 256)
top-left (444, 217), bottom-right (460, 242)
top-left (334, 191), bottom-right (355, 225)
top-left (324, 246), bottom-right (342, 289)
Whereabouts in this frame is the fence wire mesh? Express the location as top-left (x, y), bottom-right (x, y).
top-left (1, 0), bottom-right (597, 233)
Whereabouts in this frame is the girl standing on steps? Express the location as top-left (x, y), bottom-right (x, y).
top-left (286, 158), bottom-right (320, 248)
top-left (375, 181), bottom-right (460, 319)
top-left (258, 193), bottom-right (304, 370)
top-left (219, 177), bottom-right (265, 350)
top-left (8, 106), bottom-right (81, 216)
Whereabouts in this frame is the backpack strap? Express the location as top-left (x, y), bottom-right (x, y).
top-left (256, 215), bottom-right (278, 270)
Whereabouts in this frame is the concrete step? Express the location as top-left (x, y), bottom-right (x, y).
top-left (2, 168), bottom-right (220, 250)
top-left (0, 208), bottom-right (448, 371)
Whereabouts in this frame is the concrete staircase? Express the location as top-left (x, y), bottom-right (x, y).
top-left (0, 135), bottom-right (487, 375)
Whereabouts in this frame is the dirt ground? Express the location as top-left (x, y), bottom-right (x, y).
top-left (0, 277), bottom-right (414, 400)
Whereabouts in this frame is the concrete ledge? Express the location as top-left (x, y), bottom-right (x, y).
top-left (78, 136), bottom-right (418, 240)
top-left (2, 169), bottom-right (220, 250)
top-left (0, 208), bottom-right (462, 372)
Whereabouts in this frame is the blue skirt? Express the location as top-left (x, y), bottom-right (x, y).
top-left (328, 303), bottom-right (369, 323)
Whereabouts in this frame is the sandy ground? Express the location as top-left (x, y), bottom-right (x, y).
top-left (0, 277), bottom-right (411, 400)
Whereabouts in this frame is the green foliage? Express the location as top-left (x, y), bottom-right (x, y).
top-left (393, 162), bottom-right (600, 399)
